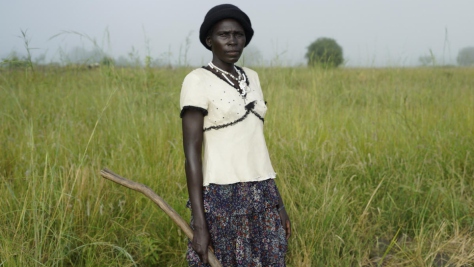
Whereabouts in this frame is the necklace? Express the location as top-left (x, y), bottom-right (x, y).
top-left (208, 62), bottom-right (247, 96)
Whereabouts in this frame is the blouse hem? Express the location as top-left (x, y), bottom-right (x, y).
top-left (203, 173), bottom-right (276, 187)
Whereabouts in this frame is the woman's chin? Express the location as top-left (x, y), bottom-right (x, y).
top-left (225, 57), bottom-right (241, 64)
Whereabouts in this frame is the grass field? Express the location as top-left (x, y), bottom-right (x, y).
top-left (1, 65), bottom-right (473, 266)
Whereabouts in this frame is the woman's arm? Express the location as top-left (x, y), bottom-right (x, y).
top-left (182, 109), bottom-right (210, 264)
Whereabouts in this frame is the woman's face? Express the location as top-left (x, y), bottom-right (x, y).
top-left (206, 19), bottom-right (246, 67)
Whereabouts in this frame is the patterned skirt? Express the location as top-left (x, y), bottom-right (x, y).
top-left (186, 179), bottom-right (287, 267)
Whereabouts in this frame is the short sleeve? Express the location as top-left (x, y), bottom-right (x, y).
top-left (180, 72), bottom-right (209, 118)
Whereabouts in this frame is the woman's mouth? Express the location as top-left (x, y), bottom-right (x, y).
top-left (226, 51), bottom-right (240, 56)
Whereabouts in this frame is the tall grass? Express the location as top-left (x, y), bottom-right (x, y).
top-left (0, 66), bottom-right (473, 266)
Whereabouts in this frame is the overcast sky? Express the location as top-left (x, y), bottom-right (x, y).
top-left (1, 0), bottom-right (473, 67)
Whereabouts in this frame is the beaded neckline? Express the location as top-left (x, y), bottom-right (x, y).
top-left (203, 64), bottom-right (250, 97)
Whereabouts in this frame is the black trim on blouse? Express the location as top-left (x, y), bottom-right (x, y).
top-left (245, 101), bottom-right (265, 123)
top-left (251, 110), bottom-right (264, 122)
top-left (203, 101), bottom-right (263, 132)
top-left (180, 106), bottom-right (208, 118)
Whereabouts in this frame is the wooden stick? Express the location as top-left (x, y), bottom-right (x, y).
top-left (100, 168), bottom-right (222, 267)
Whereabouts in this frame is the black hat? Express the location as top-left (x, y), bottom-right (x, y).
top-left (199, 4), bottom-right (254, 50)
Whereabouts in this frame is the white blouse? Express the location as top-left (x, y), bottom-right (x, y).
top-left (180, 67), bottom-right (276, 186)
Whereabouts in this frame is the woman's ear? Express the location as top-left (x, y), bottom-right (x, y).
top-left (206, 36), bottom-right (212, 48)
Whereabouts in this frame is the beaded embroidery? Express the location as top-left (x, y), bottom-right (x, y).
top-left (202, 65), bottom-right (250, 97)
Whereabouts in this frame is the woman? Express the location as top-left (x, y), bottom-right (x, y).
top-left (180, 4), bottom-right (290, 266)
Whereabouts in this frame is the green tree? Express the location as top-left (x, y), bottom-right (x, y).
top-left (457, 47), bottom-right (474, 66)
top-left (101, 56), bottom-right (114, 66)
top-left (305, 37), bottom-right (343, 67)
top-left (418, 49), bottom-right (436, 66)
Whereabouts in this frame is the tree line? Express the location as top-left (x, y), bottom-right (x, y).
top-left (2, 38), bottom-right (474, 69)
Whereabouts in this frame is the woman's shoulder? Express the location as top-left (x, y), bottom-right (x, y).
top-left (183, 67), bottom-right (209, 82)
top-left (241, 66), bottom-right (258, 79)
top-left (240, 66), bottom-right (261, 89)
top-left (182, 68), bottom-right (216, 91)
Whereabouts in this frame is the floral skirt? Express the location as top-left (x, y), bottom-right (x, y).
top-left (186, 179), bottom-right (287, 267)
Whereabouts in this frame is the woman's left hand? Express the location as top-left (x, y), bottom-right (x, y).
top-left (279, 208), bottom-right (291, 240)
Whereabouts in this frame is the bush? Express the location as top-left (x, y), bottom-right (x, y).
top-left (457, 47), bottom-right (474, 66)
top-left (1, 52), bottom-right (31, 69)
top-left (305, 37), bottom-right (343, 68)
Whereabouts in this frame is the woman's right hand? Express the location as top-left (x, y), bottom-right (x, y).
top-left (192, 220), bottom-right (211, 264)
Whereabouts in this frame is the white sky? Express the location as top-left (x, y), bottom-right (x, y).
top-left (1, 0), bottom-right (473, 67)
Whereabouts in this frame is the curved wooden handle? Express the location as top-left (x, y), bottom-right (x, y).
top-left (100, 168), bottom-right (222, 267)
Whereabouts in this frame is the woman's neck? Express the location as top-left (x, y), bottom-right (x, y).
top-left (211, 59), bottom-right (237, 75)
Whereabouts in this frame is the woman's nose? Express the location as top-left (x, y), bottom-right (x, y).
top-left (228, 34), bottom-right (237, 45)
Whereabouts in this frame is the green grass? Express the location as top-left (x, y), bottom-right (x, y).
top-left (1, 66), bottom-right (473, 266)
